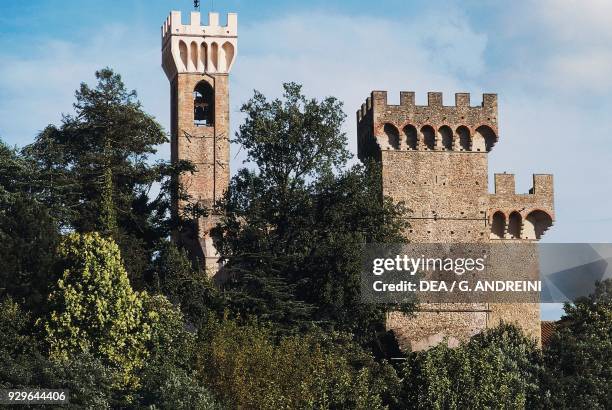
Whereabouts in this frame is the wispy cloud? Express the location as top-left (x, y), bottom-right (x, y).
top-left (0, 23), bottom-right (166, 149)
top-left (1, 2), bottom-right (611, 245)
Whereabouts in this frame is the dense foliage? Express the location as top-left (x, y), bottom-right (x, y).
top-left (197, 317), bottom-right (400, 409)
top-left (150, 242), bottom-right (222, 329)
top-left (1, 241), bottom-right (219, 408)
top-left (0, 70), bottom-right (610, 409)
top-left (44, 232), bottom-right (152, 389)
top-left (400, 323), bottom-right (543, 409)
top-left (214, 83), bottom-right (412, 344)
top-left (541, 279), bottom-right (612, 408)
top-left (0, 143), bottom-right (60, 313)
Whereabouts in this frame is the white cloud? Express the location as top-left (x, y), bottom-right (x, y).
top-left (495, 0), bottom-right (612, 93)
top-left (537, 0), bottom-right (612, 44)
top-left (1, 4), bottom-right (611, 249)
top-left (233, 10), bottom-right (487, 159)
top-left (0, 24), bottom-right (167, 152)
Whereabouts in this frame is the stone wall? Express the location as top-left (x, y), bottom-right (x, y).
top-left (357, 90), bottom-right (554, 351)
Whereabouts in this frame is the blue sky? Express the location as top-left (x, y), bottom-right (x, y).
top-left (2, 1), bottom-right (611, 318)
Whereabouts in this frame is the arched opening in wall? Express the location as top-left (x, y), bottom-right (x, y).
top-left (474, 125), bottom-right (497, 152)
top-left (422, 125), bottom-right (436, 150)
top-left (194, 81), bottom-right (215, 126)
top-left (179, 40), bottom-right (188, 70)
top-left (383, 123), bottom-right (400, 149)
top-left (200, 42), bottom-right (208, 71)
top-left (524, 210), bottom-right (553, 240)
top-left (490, 211), bottom-right (505, 239)
top-left (222, 42), bottom-right (234, 71)
top-left (404, 125), bottom-right (418, 150)
top-left (457, 126), bottom-right (471, 151)
top-left (439, 126), bottom-right (453, 150)
top-left (190, 41), bottom-right (198, 69)
top-left (210, 42), bottom-right (219, 71)
top-left (507, 211), bottom-right (522, 239)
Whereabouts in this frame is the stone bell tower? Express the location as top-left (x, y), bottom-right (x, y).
top-left (161, 10), bottom-right (237, 275)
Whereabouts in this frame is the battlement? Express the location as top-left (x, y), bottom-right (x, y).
top-left (161, 11), bottom-right (238, 79)
top-left (162, 11), bottom-right (237, 42)
top-left (493, 173), bottom-right (554, 197)
top-left (356, 90), bottom-right (499, 159)
top-left (489, 173), bottom-right (554, 240)
top-left (356, 91), bottom-right (497, 122)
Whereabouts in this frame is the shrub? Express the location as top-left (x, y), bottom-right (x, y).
top-left (400, 323), bottom-right (543, 409)
top-left (196, 317), bottom-right (399, 409)
top-left (542, 279), bottom-right (612, 408)
top-left (43, 232), bottom-right (152, 389)
top-left (137, 295), bottom-right (220, 409)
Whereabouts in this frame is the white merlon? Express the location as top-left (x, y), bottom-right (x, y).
top-left (161, 10), bottom-right (238, 79)
top-left (162, 11), bottom-right (237, 39)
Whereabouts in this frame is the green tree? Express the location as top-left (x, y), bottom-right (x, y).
top-left (137, 295), bottom-right (220, 409)
top-left (44, 232), bottom-right (152, 389)
top-left (542, 279), bottom-right (612, 408)
top-left (0, 297), bottom-right (122, 407)
top-left (400, 323), bottom-right (543, 409)
top-left (197, 316), bottom-right (399, 409)
top-left (151, 242), bottom-right (222, 329)
top-left (2, 257), bottom-right (218, 407)
top-left (22, 68), bottom-right (196, 284)
top-left (0, 297), bottom-right (50, 389)
top-left (214, 83), bottom-right (410, 343)
top-left (0, 142), bottom-right (60, 312)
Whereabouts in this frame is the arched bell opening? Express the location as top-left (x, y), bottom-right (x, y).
top-left (194, 81), bottom-right (215, 126)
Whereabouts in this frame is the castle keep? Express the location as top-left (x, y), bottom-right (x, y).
top-left (357, 91), bottom-right (554, 350)
top-left (161, 11), bottom-right (237, 274)
top-left (159, 9), bottom-right (555, 350)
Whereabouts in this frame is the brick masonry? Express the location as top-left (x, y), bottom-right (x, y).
top-left (169, 73), bottom-right (230, 275)
top-left (162, 10), bottom-right (237, 277)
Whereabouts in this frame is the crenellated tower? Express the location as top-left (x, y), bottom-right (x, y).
top-left (357, 91), bottom-right (554, 350)
top-left (162, 10), bottom-right (237, 275)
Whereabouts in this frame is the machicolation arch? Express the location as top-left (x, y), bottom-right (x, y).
top-left (439, 126), bottom-right (454, 150)
top-left (383, 123), bottom-right (400, 149)
top-left (524, 210), bottom-right (553, 240)
top-left (490, 211), bottom-right (505, 239)
top-left (404, 125), bottom-right (418, 150)
top-left (489, 209), bottom-right (553, 240)
top-left (507, 211), bottom-right (522, 239)
top-left (421, 125), bottom-right (436, 150)
top-left (457, 126), bottom-right (471, 151)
